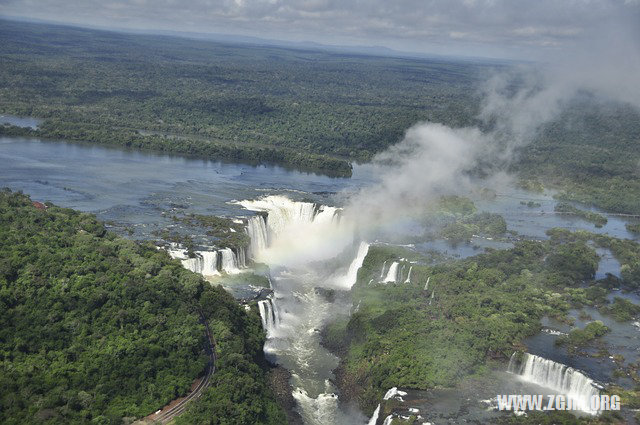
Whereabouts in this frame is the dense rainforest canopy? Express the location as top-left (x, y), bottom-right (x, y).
top-left (0, 189), bottom-right (284, 424)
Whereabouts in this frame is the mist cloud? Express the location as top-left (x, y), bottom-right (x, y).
top-left (343, 3), bottom-right (640, 237)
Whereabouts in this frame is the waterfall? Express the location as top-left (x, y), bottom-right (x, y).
top-left (236, 195), bottom-right (350, 266)
top-left (382, 416), bottom-right (393, 425)
top-left (380, 261), bottom-right (387, 279)
top-left (367, 404), bottom-right (381, 425)
top-left (246, 214), bottom-right (268, 259)
top-left (383, 262), bottom-right (400, 283)
top-left (423, 276), bottom-right (430, 291)
top-left (181, 251), bottom-right (220, 276)
top-left (383, 387), bottom-right (407, 401)
top-left (218, 248), bottom-right (240, 274)
top-left (398, 264), bottom-right (406, 283)
top-left (404, 266), bottom-right (413, 283)
top-left (236, 246), bottom-right (247, 268)
top-left (237, 195), bottom-right (339, 240)
top-left (258, 296), bottom-right (280, 336)
top-left (508, 352), bottom-right (601, 414)
top-left (340, 242), bottom-right (370, 289)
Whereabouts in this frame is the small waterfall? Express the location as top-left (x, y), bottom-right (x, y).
top-left (236, 246), bottom-right (247, 268)
top-left (218, 248), bottom-right (240, 274)
top-left (380, 261), bottom-right (387, 279)
top-left (404, 266), bottom-right (413, 283)
top-left (258, 296), bottom-right (280, 336)
top-left (367, 404), bottom-right (381, 425)
top-left (341, 242), bottom-right (370, 289)
top-left (398, 264), bottom-right (406, 283)
top-left (383, 262), bottom-right (400, 283)
top-left (423, 276), bottom-right (430, 291)
top-left (246, 214), bottom-right (268, 259)
top-left (382, 416), bottom-right (393, 425)
top-left (508, 352), bottom-right (600, 414)
top-left (181, 251), bottom-right (220, 276)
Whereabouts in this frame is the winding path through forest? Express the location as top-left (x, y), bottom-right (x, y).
top-left (143, 312), bottom-right (216, 424)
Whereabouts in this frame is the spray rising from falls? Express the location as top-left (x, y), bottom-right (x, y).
top-left (237, 195), bottom-right (369, 424)
top-left (508, 352), bottom-right (601, 414)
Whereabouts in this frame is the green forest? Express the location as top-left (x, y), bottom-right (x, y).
top-left (323, 230), bottom-right (640, 418)
top-left (1, 20), bottom-right (639, 212)
top-left (0, 190), bottom-right (284, 424)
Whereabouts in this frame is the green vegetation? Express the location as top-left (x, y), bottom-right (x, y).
top-left (546, 227), bottom-right (640, 288)
top-left (0, 20), bottom-right (482, 177)
top-left (176, 214), bottom-right (250, 250)
top-left (439, 211), bottom-right (507, 243)
top-left (521, 200), bottom-right (542, 208)
top-left (602, 297), bottom-right (640, 322)
top-left (626, 223), bottom-right (640, 234)
top-left (1, 20), bottom-right (639, 211)
top-left (556, 321), bottom-right (609, 348)
top-left (215, 272), bottom-right (271, 289)
top-left (423, 196), bottom-right (508, 243)
top-left (0, 190), bottom-right (284, 424)
top-left (554, 202), bottom-right (608, 227)
top-left (324, 236), bottom-right (602, 412)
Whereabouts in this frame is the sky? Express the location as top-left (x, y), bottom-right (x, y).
top-left (1, 0), bottom-right (639, 60)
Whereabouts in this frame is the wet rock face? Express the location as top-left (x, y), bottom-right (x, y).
top-left (269, 366), bottom-right (304, 425)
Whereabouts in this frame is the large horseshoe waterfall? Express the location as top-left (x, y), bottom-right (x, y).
top-left (238, 195), bottom-right (368, 424)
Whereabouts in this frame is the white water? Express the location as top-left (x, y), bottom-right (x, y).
top-left (238, 195), bottom-right (368, 424)
top-left (367, 404), bottom-right (381, 425)
top-left (219, 247), bottom-right (241, 274)
top-left (340, 242), bottom-right (370, 289)
top-left (383, 387), bottom-right (407, 401)
top-left (380, 261), bottom-right (387, 279)
top-left (508, 352), bottom-right (600, 414)
top-left (246, 214), bottom-right (268, 259)
top-left (237, 195), bottom-right (348, 266)
top-left (383, 261), bottom-right (400, 283)
top-left (168, 246), bottom-right (245, 276)
top-left (404, 266), bottom-right (413, 283)
top-left (258, 296), bottom-right (281, 337)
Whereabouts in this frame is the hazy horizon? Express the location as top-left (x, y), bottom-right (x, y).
top-left (1, 0), bottom-right (639, 61)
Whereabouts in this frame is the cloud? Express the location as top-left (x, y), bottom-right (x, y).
top-left (1, 0), bottom-right (638, 59)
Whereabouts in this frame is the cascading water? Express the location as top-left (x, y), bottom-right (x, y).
top-left (168, 246), bottom-right (245, 276)
top-left (258, 296), bottom-right (281, 337)
top-left (340, 242), bottom-right (370, 289)
top-left (383, 261), bottom-right (400, 283)
top-left (246, 214), bottom-right (268, 259)
top-left (218, 247), bottom-right (241, 274)
top-left (367, 405), bottom-right (381, 425)
top-left (508, 352), bottom-right (601, 414)
top-left (175, 250), bottom-right (220, 276)
top-left (404, 266), bottom-right (412, 283)
top-left (238, 195), bottom-right (368, 424)
top-left (380, 261), bottom-right (387, 279)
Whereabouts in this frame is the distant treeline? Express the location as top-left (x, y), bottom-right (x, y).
top-left (1, 20), bottom-right (639, 212)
